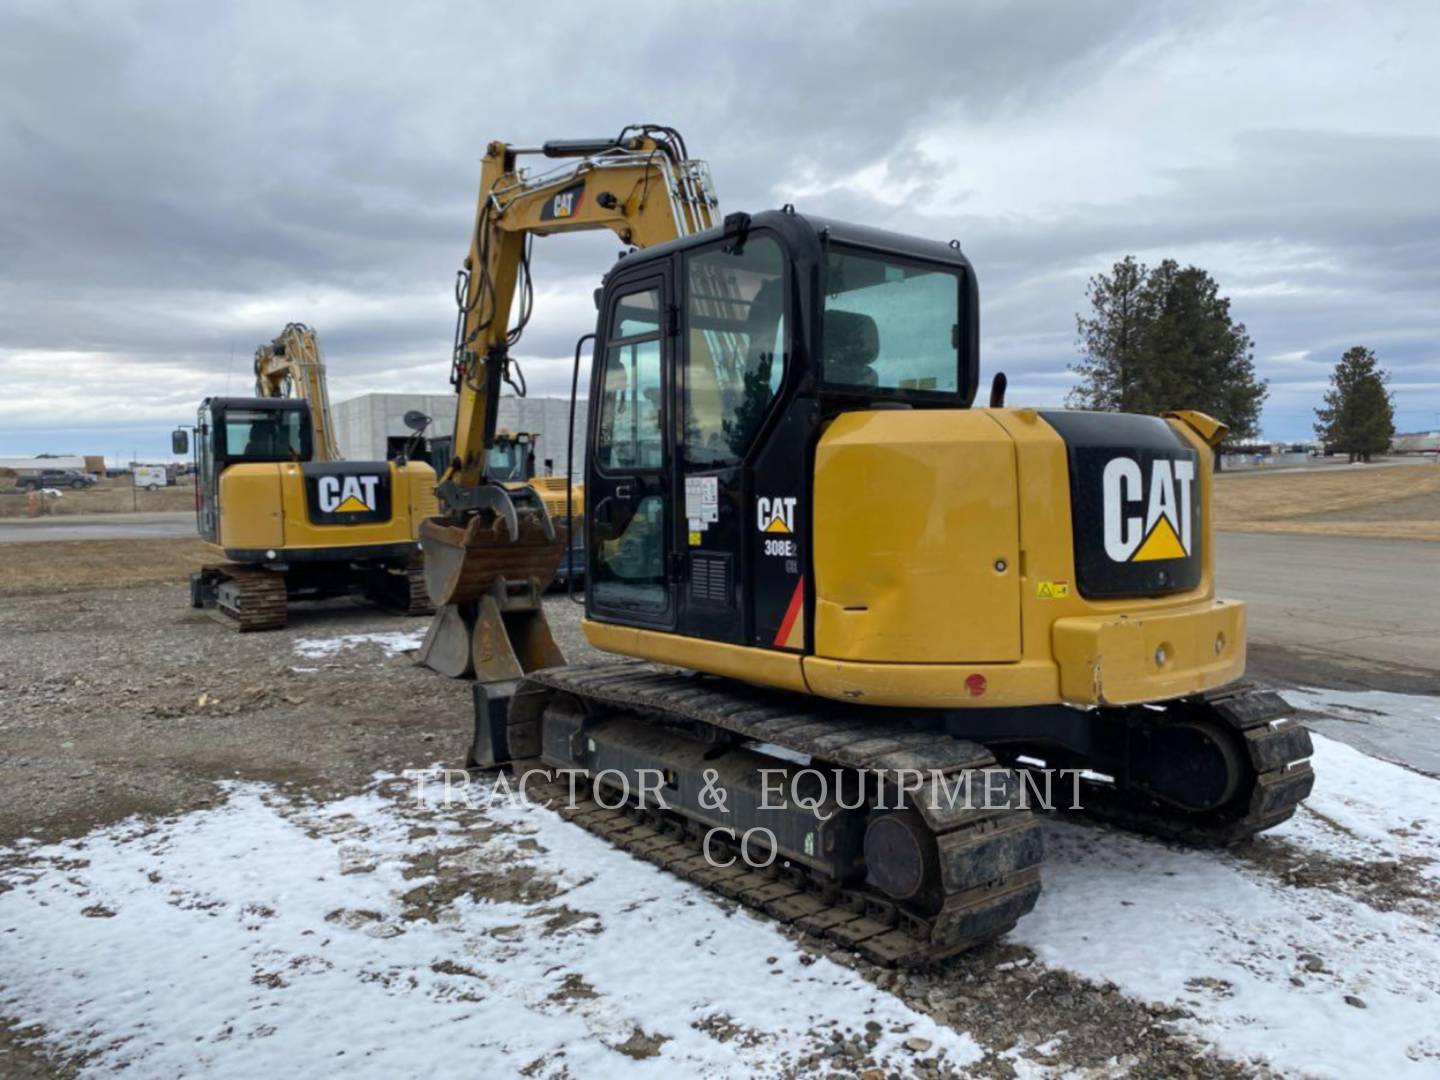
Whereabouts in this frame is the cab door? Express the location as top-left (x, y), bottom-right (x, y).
top-left (586, 269), bottom-right (677, 630)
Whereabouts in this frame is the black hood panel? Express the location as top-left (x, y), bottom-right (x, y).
top-left (1039, 411), bottom-right (1201, 599)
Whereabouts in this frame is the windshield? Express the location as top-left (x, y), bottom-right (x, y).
top-left (822, 246), bottom-right (961, 394)
top-left (486, 441), bottom-right (526, 482)
top-left (223, 409), bottom-right (307, 461)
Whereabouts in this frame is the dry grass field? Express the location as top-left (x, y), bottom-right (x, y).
top-left (1215, 463), bottom-right (1440, 540)
top-left (0, 474), bottom-right (196, 518)
top-left (0, 537), bottom-right (210, 596)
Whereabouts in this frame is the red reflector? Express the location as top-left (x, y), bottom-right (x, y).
top-left (965, 674), bottom-right (987, 697)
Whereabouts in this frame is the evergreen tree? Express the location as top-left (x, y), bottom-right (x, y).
top-left (1069, 256), bottom-right (1150, 412)
top-left (1070, 257), bottom-right (1267, 441)
top-left (1314, 347), bottom-right (1395, 462)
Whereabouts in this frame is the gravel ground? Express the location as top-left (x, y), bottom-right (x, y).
top-left (0, 578), bottom-right (1407, 1077)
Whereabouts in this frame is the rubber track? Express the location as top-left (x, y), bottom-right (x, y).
top-left (206, 564), bottom-right (288, 632)
top-left (517, 662), bottom-right (1044, 967)
top-left (1075, 685), bottom-right (1315, 845)
top-left (401, 561), bottom-right (436, 615)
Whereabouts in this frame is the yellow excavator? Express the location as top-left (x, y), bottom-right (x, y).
top-left (420, 125), bottom-right (1315, 966)
top-left (175, 323), bottom-right (437, 630)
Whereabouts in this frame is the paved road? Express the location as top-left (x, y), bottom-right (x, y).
top-left (0, 511), bottom-right (194, 543)
top-left (1218, 531), bottom-right (1439, 683)
top-left (1220, 530), bottom-right (1440, 773)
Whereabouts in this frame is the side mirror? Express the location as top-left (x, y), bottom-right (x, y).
top-left (403, 410), bottom-right (431, 433)
top-left (172, 429), bottom-right (190, 455)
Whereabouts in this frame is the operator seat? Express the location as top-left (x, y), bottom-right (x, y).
top-left (244, 420), bottom-right (282, 458)
top-left (823, 310), bottom-right (880, 387)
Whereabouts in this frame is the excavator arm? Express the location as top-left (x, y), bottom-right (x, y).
top-left (418, 125), bottom-right (716, 680)
top-left (440, 125), bottom-right (717, 508)
top-left (254, 322), bottom-right (341, 462)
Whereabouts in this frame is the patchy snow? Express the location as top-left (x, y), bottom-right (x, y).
top-left (291, 629), bottom-right (426, 660)
top-left (4, 714), bottom-right (1439, 1076)
top-left (1015, 732), bottom-right (1440, 1077)
top-left (0, 777), bottom-right (980, 1078)
top-left (1270, 723), bottom-right (1440, 882)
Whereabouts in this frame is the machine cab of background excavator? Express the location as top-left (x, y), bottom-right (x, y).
top-left (184, 397), bottom-right (315, 542)
top-left (582, 208), bottom-right (980, 653)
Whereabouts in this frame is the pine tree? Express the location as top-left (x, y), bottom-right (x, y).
top-left (1315, 347), bottom-right (1395, 463)
top-left (1070, 258), bottom-right (1267, 441)
top-left (1069, 256), bottom-right (1150, 412)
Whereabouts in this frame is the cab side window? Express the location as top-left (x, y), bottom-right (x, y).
top-left (596, 287), bottom-right (664, 471)
top-left (683, 237), bottom-right (787, 467)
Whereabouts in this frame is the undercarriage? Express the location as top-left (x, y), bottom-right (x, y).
top-left (468, 662), bottom-right (1314, 967)
top-left (191, 555), bottom-right (433, 631)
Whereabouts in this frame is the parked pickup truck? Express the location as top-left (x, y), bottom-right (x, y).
top-left (16, 469), bottom-right (96, 490)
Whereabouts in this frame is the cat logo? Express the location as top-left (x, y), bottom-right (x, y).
top-left (317, 474), bottom-right (380, 514)
top-left (1102, 457), bottom-right (1196, 562)
top-left (757, 496), bottom-right (797, 534)
top-left (541, 181), bottom-right (585, 222)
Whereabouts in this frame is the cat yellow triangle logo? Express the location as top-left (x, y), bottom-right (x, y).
top-left (764, 516), bottom-right (791, 534)
top-left (1133, 514), bottom-right (1186, 561)
top-left (334, 494), bottom-right (370, 513)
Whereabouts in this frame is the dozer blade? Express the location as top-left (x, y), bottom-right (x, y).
top-left (418, 513), bottom-right (566, 607)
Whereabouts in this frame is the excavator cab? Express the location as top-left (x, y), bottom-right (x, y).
top-left (484, 432), bottom-right (538, 483)
top-left (583, 208), bottom-right (981, 649)
top-left (190, 397), bottom-right (313, 544)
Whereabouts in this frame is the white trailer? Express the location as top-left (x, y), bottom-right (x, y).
top-left (133, 465), bottom-right (169, 490)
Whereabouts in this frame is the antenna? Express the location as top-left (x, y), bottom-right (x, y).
top-left (225, 342), bottom-right (236, 394)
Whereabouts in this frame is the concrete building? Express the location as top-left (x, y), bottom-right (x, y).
top-left (332, 393), bottom-right (588, 477)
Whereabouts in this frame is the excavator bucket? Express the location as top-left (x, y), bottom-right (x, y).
top-left (416, 511), bottom-right (568, 680)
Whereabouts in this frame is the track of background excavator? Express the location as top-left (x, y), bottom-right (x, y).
top-left (206, 564), bottom-right (288, 632)
top-left (369, 558), bottom-right (434, 616)
top-left (399, 561), bottom-right (434, 614)
top-left (511, 662), bottom-right (1045, 968)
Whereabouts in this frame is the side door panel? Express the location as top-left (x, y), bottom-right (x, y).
top-left (586, 270), bottom-right (676, 629)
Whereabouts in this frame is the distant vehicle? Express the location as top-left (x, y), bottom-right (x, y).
top-left (17, 469), bottom-right (95, 490)
top-left (133, 465), bottom-right (169, 490)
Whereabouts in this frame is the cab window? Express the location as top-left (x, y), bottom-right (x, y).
top-left (822, 247), bottom-right (960, 394)
top-left (222, 409), bottom-right (308, 461)
top-left (596, 286), bottom-right (664, 471)
top-left (683, 237), bottom-right (786, 467)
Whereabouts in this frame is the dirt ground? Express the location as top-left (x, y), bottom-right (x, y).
top-left (0, 578), bottom-right (1302, 1079)
top-left (1214, 462), bottom-right (1440, 540)
top-left (0, 516), bottom-right (1431, 1076)
top-left (0, 475), bottom-right (195, 518)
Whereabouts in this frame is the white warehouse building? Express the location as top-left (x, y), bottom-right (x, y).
top-left (332, 393), bottom-right (588, 477)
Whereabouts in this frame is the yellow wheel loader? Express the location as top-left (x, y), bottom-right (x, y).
top-left (176, 324), bottom-right (438, 630)
top-left (420, 127), bottom-right (1315, 965)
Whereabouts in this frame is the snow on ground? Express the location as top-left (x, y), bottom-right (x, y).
top-left (291, 629), bottom-right (426, 660)
top-left (1016, 732), bottom-right (1440, 1077)
top-left (3, 705), bottom-right (1439, 1076)
top-left (0, 777), bottom-right (979, 1078)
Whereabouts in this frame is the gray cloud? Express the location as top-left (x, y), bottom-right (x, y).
top-left (2, 0), bottom-right (1438, 456)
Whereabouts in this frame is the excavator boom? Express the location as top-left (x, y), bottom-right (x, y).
top-left (254, 322), bottom-right (342, 462)
top-left (441, 126), bottom-right (716, 506)
top-left (420, 127), bottom-right (717, 660)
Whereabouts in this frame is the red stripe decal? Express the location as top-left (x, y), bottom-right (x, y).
top-left (773, 576), bottom-right (805, 648)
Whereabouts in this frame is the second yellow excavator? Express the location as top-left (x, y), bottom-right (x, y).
top-left (176, 323), bottom-right (437, 629)
top-left (419, 125), bottom-right (1315, 967)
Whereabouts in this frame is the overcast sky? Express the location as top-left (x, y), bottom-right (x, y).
top-left (2, 0), bottom-right (1437, 458)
